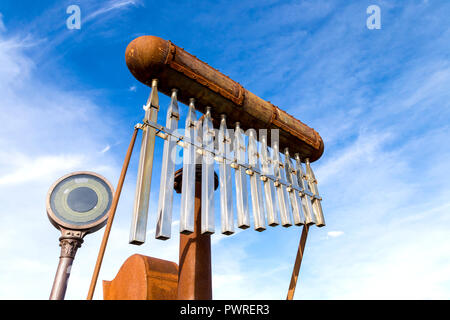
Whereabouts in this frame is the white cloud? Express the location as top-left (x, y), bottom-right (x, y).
top-left (327, 231), bottom-right (344, 238)
top-left (85, 0), bottom-right (142, 23)
top-left (0, 25), bottom-right (120, 299)
top-left (0, 154), bottom-right (84, 186)
top-left (101, 145), bottom-right (111, 153)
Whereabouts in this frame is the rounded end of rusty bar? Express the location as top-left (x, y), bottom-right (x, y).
top-left (125, 35), bottom-right (170, 86)
top-left (125, 35), bottom-right (325, 162)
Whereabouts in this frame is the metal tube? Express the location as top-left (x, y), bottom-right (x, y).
top-left (247, 129), bottom-right (266, 231)
top-left (179, 99), bottom-right (198, 234)
top-left (272, 141), bottom-right (293, 227)
top-left (305, 158), bottom-right (325, 227)
top-left (218, 114), bottom-right (234, 235)
top-left (284, 148), bottom-right (305, 226)
top-left (86, 127), bottom-right (138, 300)
top-left (201, 107), bottom-right (216, 235)
top-left (294, 154), bottom-right (316, 226)
top-left (233, 122), bottom-right (250, 229)
top-left (129, 79), bottom-right (160, 245)
top-left (260, 133), bottom-right (279, 227)
top-left (50, 236), bottom-right (83, 300)
top-left (156, 89), bottom-right (180, 240)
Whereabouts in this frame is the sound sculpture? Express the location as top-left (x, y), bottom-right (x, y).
top-left (46, 35), bottom-right (325, 300)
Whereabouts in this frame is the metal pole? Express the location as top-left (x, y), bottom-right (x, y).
top-left (286, 224), bottom-right (309, 300)
top-left (86, 127), bottom-right (138, 300)
top-left (50, 235), bottom-right (83, 300)
top-left (175, 165), bottom-right (217, 300)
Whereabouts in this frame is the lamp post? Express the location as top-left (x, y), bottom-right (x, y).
top-left (46, 171), bottom-right (113, 300)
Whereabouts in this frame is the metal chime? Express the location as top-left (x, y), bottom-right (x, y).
top-left (128, 80), bottom-right (325, 244)
top-left (86, 35), bottom-right (326, 300)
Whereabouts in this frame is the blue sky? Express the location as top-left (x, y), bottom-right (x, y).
top-left (0, 0), bottom-right (449, 299)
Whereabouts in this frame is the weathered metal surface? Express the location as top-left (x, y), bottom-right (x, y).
top-left (103, 254), bottom-right (178, 300)
top-left (174, 166), bottom-right (217, 300)
top-left (50, 232), bottom-right (84, 300)
top-left (125, 35), bottom-right (324, 162)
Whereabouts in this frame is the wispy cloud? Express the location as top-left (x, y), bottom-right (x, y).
top-left (84, 0), bottom-right (142, 24)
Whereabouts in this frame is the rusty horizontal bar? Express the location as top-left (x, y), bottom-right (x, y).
top-left (125, 36), bottom-right (324, 162)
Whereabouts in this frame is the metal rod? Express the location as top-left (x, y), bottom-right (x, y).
top-left (201, 107), bottom-right (215, 235)
top-left (284, 148), bottom-right (305, 226)
top-left (295, 153), bottom-right (316, 225)
top-left (233, 122), bottom-right (250, 229)
top-left (218, 114), bottom-right (234, 235)
top-left (50, 235), bottom-right (83, 300)
top-left (143, 119), bottom-right (319, 200)
top-left (272, 141), bottom-right (293, 227)
top-left (86, 127), bottom-right (138, 300)
top-left (260, 133), bottom-right (279, 227)
top-left (130, 79), bottom-right (160, 245)
top-left (286, 224), bottom-right (309, 300)
top-left (180, 98), bottom-right (198, 234)
top-left (155, 89), bottom-right (180, 240)
top-left (305, 158), bottom-right (326, 227)
top-left (247, 129), bottom-right (266, 231)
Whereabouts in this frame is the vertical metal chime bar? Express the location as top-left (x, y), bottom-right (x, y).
top-left (218, 114), bottom-right (234, 235)
top-left (260, 134), bottom-right (279, 227)
top-left (247, 130), bottom-right (266, 231)
top-left (283, 148), bottom-right (305, 226)
top-left (129, 79), bottom-right (159, 245)
top-left (294, 153), bottom-right (316, 225)
top-left (305, 158), bottom-right (325, 227)
top-left (180, 98), bottom-right (198, 234)
top-left (272, 141), bottom-right (293, 227)
top-left (155, 89), bottom-right (180, 240)
top-left (201, 107), bottom-right (215, 235)
top-left (233, 122), bottom-right (250, 229)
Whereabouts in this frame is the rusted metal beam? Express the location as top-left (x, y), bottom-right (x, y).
top-left (286, 224), bottom-right (309, 300)
top-left (87, 127), bottom-right (139, 300)
top-left (125, 36), bottom-right (324, 162)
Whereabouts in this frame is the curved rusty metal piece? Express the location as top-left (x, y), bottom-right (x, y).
top-left (103, 254), bottom-right (178, 300)
top-left (125, 36), bottom-right (324, 162)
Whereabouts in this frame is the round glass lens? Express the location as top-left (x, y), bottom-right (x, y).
top-left (67, 187), bottom-right (98, 212)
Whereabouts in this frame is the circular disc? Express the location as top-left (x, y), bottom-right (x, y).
top-left (46, 171), bottom-right (113, 232)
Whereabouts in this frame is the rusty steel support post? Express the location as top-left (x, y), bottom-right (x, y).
top-left (286, 224), bottom-right (309, 300)
top-left (174, 165), bottom-right (218, 300)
